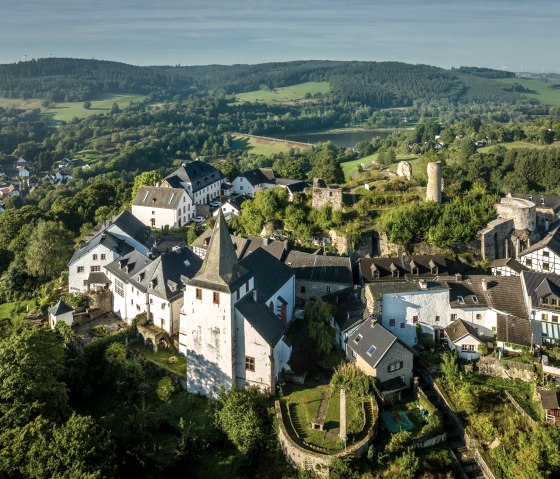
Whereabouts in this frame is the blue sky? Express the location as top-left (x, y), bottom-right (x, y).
top-left (0, 0), bottom-right (558, 72)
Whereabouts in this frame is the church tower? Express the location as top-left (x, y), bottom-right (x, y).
top-left (179, 211), bottom-right (253, 397)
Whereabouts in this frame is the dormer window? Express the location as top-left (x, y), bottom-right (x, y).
top-left (373, 270), bottom-right (380, 279)
top-left (392, 270), bottom-right (399, 278)
top-left (354, 334), bottom-right (363, 344)
top-left (472, 295), bottom-right (478, 303)
top-left (457, 296), bottom-right (465, 304)
top-left (412, 267), bottom-right (420, 275)
top-left (431, 267), bottom-right (438, 275)
top-left (543, 297), bottom-right (549, 304)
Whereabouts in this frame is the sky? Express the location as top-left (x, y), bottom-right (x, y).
top-left (0, 0), bottom-right (559, 72)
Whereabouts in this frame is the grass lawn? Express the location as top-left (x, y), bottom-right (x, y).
top-left (132, 343), bottom-right (186, 376)
top-left (498, 77), bottom-right (560, 107)
top-left (0, 300), bottom-right (37, 320)
top-left (342, 153), bottom-right (417, 181)
top-left (74, 148), bottom-right (101, 162)
top-left (234, 81), bottom-right (330, 104)
top-left (0, 93), bottom-right (146, 124)
top-left (387, 154), bottom-right (432, 182)
top-left (478, 140), bottom-right (560, 153)
top-left (231, 133), bottom-right (310, 156)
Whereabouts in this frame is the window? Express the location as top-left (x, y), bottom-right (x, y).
top-left (544, 251), bottom-right (550, 257)
top-left (543, 297), bottom-right (549, 304)
top-left (246, 281), bottom-right (249, 293)
top-left (412, 315), bottom-right (419, 323)
top-left (77, 266), bottom-right (84, 273)
top-left (300, 286), bottom-right (306, 293)
top-left (325, 286), bottom-right (331, 293)
top-left (400, 323), bottom-right (405, 328)
top-left (83, 280), bottom-right (88, 287)
top-left (388, 361), bottom-right (403, 372)
top-left (161, 302), bottom-right (166, 310)
top-left (115, 279), bottom-right (124, 297)
top-left (435, 316), bottom-right (440, 322)
top-left (552, 299), bottom-right (558, 306)
top-left (553, 315), bottom-right (559, 323)
top-left (237, 289), bottom-right (240, 300)
top-left (472, 295), bottom-right (479, 303)
top-left (196, 288), bottom-right (202, 300)
top-left (92, 254), bottom-right (98, 260)
top-left (373, 271), bottom-right (380, 279)
top-left (149, 298), bottom-right (153, 304)
top-left (354, 334), bottom-right (363, 344)
top-left (366, 345), bottom-right (377, 356)
top-left (136, 304), bottom-right (140, 311)
top-left (492, 326), bottom-right (496, 332)
top-left (461, 344), bottom-right (475, 352)
top-left (542, 313), bottom-right (549, 321)
top-left (476, 314), bottom-right (482, 320)
top-left (131, 286), bottom-right (134, 293)
top-left (130, 299), bottom-right (133, 305)
top-left (457, 296), bottom-right (465, 304)
top-left (526, 258), bottom-right (532, 267)
top-left (101, 254), bottom-right (106, 260)
top-left (451, 314), bottom-right (457, 320)
top-left (245, 356), bottom-right (255, 372)
top-left (389, 318), bottom-right (395, 327)
top-left (213, 292), bottom-right (220, 305)
top-left (544, 263), bottom-right (550, 271)
top-left (412, 267), bottom-right (419, 275)
top-left (91, 266), bottom-right (101, 272)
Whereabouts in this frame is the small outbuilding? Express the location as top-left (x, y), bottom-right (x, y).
top-left (48, 300), bottom-right (74, 328)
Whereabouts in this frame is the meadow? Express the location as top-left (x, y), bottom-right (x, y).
top-left (0, 93), bottom-right (146, 124)
top-left (232, 133), bottom-right (311, 156)
top-left (342, 153), bottom-right (418, 181)
top-left (234, 81), bottom-right (330, 104)
top-left (497, 77), bottom-right (560, 107)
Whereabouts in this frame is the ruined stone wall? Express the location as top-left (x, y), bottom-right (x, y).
top-left (312, 179), bottom-right (343, 211)
top-left (88, 291), bottom-right (112, 313)
top-left (496, 197), bottom-right (536, 232)
top-left (426, 162), bottom-right (442, 203)
top-left (477, 357), bottom-right (535, 382)
top-left (479, 218), bottom-right (514, 261)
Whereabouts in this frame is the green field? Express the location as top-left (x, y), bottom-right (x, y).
top-left (232, 134), bottom-right (310, 156)
top-left (0, 93), bottom-right (147, 124)
top-left (342, 153), bottom-right (417, 181)
top-left (478, 140), bottom-right (560, 153)
top-left (234, 81), bottom-right (330, 104)
top-left (0, 300), bottom-right (36, 321)
top-left (498, 77), bottom-right (560, 107)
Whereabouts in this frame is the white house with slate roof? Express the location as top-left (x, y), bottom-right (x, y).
top-left (180, 211), bottom-right (295, 398)
top-left (105, 247), bottom-right (202, 335)
top-left (161, 160), bottom-right (224, 205)
top-left (48, 300), bottom-right (74, 328)
top-left (68, 211), bottom-right (155, 293)
top-left (518, 228), bottom-right (560, 275)
top-left (132, 186), bottom-right (192, 228)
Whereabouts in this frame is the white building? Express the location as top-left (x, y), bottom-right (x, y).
top-left (491, 258), bottom-right (529, 277)
top-left (231, 168), bottom-right (307, 200)
top-left (68, 211), bottom-right (155, 293)
top-left (48, 300), bottom-right (74, 328)
top-left (212, 195), bottom-right (249, 220)
top-left (132, 186), bottom-right (192, 228)
top-left (105, 247), bottom-right (202, 335)
top-left (18, 168), bottom-right (30, 178)
top-left (518, 228), bottom-right (560, 274)
top-left (180, 211), bottom-right (295, 398)
top-left (444, 319), bottom-right (486, 360)
top-left (161, 160), bottom-right (224, 205)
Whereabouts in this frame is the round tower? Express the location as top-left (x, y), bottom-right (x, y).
top-left (426, 161), bottom-right (442, 203)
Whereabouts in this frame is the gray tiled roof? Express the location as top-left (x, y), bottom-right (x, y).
top-left (238, 168), bottom-right (277, 186)
top-left (511, 192), bottom-right (560, 213)
top-left (365, 280), bottom-right (449, 301)
top-left (235, 294), bottom-right (285, 346)
top-left (361, 254), bottom-right (448, 282)
top-left (490, 257), bottom-right (529, 274)
top-left (444, 319), bottom-right (483, 343)
top-left (48, 300), bottom-right (73, 316)
top-left (348, 321), bottom-right (397, 368)
top-left (111, 210), bottom-right (155, 247)
top-left (240, 248), bottom-right (294, 303)
top-left (322, 287), bottom-right (369, 332)
top-left (133, 186), bottom-right (184, 209)
top-left (69, 230), bottom-right (136, 265)
top-left (519, 228), bottom-right (560, 257)
top-left (240, 236), bottom-right (288, 262)
top-left (191, 228), bottom-right (249, 258)
top-left (163, 161), bottom-right (224, 194)
top-left (540, 390), bottom-right (560, 410)
top-left (497, 314), bottom-right (537, 347)
top-left (285, 250), bottom-right (353, 285)
top-left (522, 271), bottom-right (560, 310)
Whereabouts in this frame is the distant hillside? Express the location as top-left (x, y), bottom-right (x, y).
top-left (0, 58), bottom-right (528, 107)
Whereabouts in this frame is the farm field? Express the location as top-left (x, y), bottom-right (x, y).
top-left (231, 133), bottom-right (310, 156)
top-left (234, 81), bottom-right (330, 104)
top-left (0, 93), bottom-right (146, 124)
top-left (498, 77), bottom-right (560, 107)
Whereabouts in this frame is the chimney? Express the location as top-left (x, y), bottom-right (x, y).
top-left (455, 273), bottom-right (462, 282)
top-left (481, 278), bottom-right (488, 291)
top-left (263, 237), bottom-right (270, 246)
top-left (252, 290), bottom-right (257, 302)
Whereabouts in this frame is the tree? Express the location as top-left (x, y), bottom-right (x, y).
top-left (156, 377), bottom-right (175, 403)
top-left (131, 170), bottom-right (161, 202)
top-left (83, 101), bottom-right (92, 110)
top-left (214, 386), bottom-right (269, 455)
top-left (25, 221), bottom-right (74, 279)
top-left (395, 447), bottom-right (419, 479)
top-left (304, 300), bottom-right (336, 356)
top-left (440, 350), bottom-right (460, 388)
top-left (111, 102), bottom-right (120, 114)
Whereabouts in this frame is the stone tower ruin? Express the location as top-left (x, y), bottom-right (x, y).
top-left (426, 161), bottom-right (442, 203)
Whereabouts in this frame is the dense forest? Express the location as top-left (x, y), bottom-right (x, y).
top-left (0, 58), bottom-right (529, 108)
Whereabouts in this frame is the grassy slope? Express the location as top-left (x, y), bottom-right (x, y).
top-left (0, 93), bottom-right (146, 124)
top-left (234, 81), bottom-right (330, 104)
top-left (478, 140), bottom-right (560, 153)
top-left (232, 133), bottom-right (311, 156)
top-left (342, 153), bottom-right (417, 181)
top-left (0, 300), bottom-right (36, 320)
top-left (497, 77), bottom-right (560, 107)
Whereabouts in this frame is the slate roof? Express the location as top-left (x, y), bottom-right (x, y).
top-left (348, 321), bottom-right (397, 368)
top-left (187, 211), bottom-right (251, 293)
top-left (274, 178), bottom-right (309, 193)
top-left (511, 192), bottom-right (560, 213)
top-left (240, 248), bottom-right (294, 302)
top-left (522, 271), bottom-right (560, 310)
top-left (69, 230), bottom-right (136, 265)
top-left (496, 314), bottom-right (535, 347)
top-left (235, 294), bottom-right (285, 346)
top-left (519, 228), bottom-right (560, 257)
top-left (490, 257), bottom-right (529, 274)
top-left (224, 195), bottom-right (249, 212)
top-left (540, 390), bottom-right (560, 410)
top-left (285, 250), bottom-right (353, 285)
top-left (322, 287), bottom-right (370, 332)
top-left (109, 210), bottom-right (156, 248)
top-left (105, 247), bottom-right (201, 301)
top-left (163, 161), bottom-right (224, 194)
top-left (240, 236), bottom-right (288, 262)
top-left (364, 280), bottom-right (449, 302)
top-left (48, 300), bottom-right (73, 316)
top-left (447, 276), bottom-right (528, 319)
top-left (87, 271), bottom-right (110, 284)
top-left (133, 186), bottom-right (184, 209)
top-left (238, 168), bottom-right (277, 186)
top-left (361, 254), bottom-right (448, 282)
top-left (444, 319), bottom-right (483, 343)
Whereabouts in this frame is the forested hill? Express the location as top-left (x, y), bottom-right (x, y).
top-left (0, 57), bottom-right (525, 107)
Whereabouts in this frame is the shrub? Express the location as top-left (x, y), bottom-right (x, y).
top-left (386, 430), bottom-right (413, 454)
top-left (330, 362), bottom-right (373, 397)
top-left (156, 376), bottom-right (175, 403)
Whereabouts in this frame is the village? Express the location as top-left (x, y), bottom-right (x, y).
top-left (38, 157), bottom-right (560, 478)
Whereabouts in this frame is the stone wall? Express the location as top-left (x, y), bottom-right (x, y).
top-left (89, 290), bottom-right (112, 313)
top-left (312, 178), bottom-right (343, 211)
top-left (477, 357), bottom-right (535, 382)
top-left (479, 218), bottom-right (514, 261)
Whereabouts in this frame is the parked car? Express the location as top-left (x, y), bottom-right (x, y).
top-left (209, 199), bottom-right (221, 208)
top-left (193, 215), bottom-right (206, 223)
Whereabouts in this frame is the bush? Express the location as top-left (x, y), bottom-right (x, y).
top-left (90, 324), bottom-right (108, 337)
top-left (156, 376), bottom-right (175, 403)
top-left (395, 447), bottom-right (419, 479)
top-left (330, 362), bottom-right (373, 397)
top-left (386, 430), bottom-right (413, 454)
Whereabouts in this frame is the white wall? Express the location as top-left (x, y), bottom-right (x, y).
top-left (263, 276), bottom-right (296, 325)
top-left (446, 335), bottom-right (481, 360)
top-left (69, 244), bottom-right (118, 293)
top-left (50, 311), bottom-right (73, 328)
top-left (492, 265), bottom-right (520, 277)
top-left (231, 177), bottom-right (256, 197)
top-left (521, 247), bottom-right (560, 274)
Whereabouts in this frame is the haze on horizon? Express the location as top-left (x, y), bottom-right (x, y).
top-left (0, 0), bottom-right (559, 73)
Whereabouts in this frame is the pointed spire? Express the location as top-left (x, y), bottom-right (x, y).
top-left (190, 210), bottom-right (249, 292)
